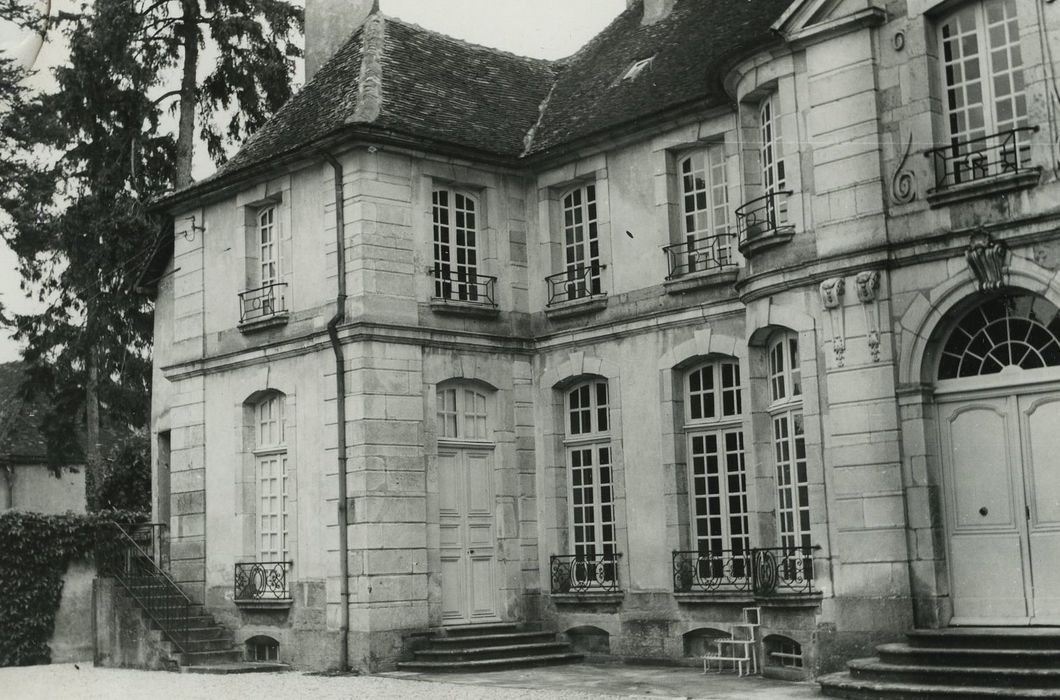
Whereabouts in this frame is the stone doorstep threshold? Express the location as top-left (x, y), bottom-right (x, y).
top-left (550, 592), bottom-right (624, 605)
top-left (237, 312), bottom-right (289, 333)
top-left (673, 592), bottom-right (823, 608)
top-left (544, 295), bottom-right (608, 320)
top-left (925, 168), bottom-right (1041, 208)
top-left (233, 598), bottom-right (294, 610)
top-left (663, 268), bottom-right (739, 295)
top-left (428, 298), bottom-right (500, 318)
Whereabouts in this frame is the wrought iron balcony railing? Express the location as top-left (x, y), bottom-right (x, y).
top-left (546, 264), bottom-right (606, 306)
top-left (239, 282), bottom-right (288, 323)
top-left (234, 561), bottom-right (292, 601)
top-left (550, 553), bottom-right (622, 594)
top-left (925, 126), bottom-right (1038, 191)
top-left (432, 267), bottom-right (497, 306)
top-left (672, 546), bottom-right (816, 596)
top-left (735, 190), bottom-right (794, 250)
top-left (664, 232), bottom-right (738, 280)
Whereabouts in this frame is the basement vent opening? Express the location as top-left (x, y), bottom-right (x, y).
top-left (246, 635), bottom-right (279, 662)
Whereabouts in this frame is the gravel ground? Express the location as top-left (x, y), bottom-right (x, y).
top-left (0, 664), bottom-right (676, 700)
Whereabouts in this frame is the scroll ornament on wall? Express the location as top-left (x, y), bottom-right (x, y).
top-left (890, 131), bottom-right (916, 205)
top-left (819, 277), bottom-right (846, 367)
top-left (855, 270), bottom-right (882, 363)
top-left (966, 231), bottom-right (1008, 292)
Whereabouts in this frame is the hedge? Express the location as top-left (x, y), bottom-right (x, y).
top-left (0, 510), bottom-right (143, 666)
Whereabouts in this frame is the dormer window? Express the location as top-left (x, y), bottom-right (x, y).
top-left (621, 56), bottom-right (654, 81)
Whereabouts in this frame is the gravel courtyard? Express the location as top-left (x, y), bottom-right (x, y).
top-left (1, 663), bottom-right (822, 700)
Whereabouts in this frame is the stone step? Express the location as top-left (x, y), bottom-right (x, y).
top-left (150, 615), bottom-right (217, 630)
top-left (176, 649), bottom-right (244, 666)
top-left (819, 671), bottom-right (1060, 699)
top-left (848, 657), bottom-right (1060, 689)
top-left (427, 631), bottom-right (556, 648)
top-left (431, 622), bottom-right (522, 638)
top-left (414, 641), bottom-right (573, 662)
top-left (878, 642), bottom-right (1060, 668)
top-left (181, 662), bottom-right (289, 675)
top-left (179, 637), bottom-right (238, 653)
top-left (397, 651), bottom-right (583, 672)
top-left (171, 626), bottom-right (234, 643)
top-left (908, 629), bottom-right (1060, 651)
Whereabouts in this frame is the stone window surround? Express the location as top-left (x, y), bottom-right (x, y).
top-left (538, 353), bottom-right (629, 595)
top-left (236, 387), bottom-right (297, 583)
top-left (537, 159), bottom-right (613, 314)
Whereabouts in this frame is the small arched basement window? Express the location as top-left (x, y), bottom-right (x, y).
top-left (938, 293), bottom-right (1060, 380)
top-left (764, 634), bottom-right (802, 669)
top-left (246, 635), bottom-right (279, 662)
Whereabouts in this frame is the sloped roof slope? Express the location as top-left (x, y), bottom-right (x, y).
top-left (525, 0), bottom-right (793, 155)
top-left (0, 362), bottom-right (52, 463)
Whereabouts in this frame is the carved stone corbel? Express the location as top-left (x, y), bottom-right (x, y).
top-left (855, 270), bottom-right (881, 363)
top-left (820, 277), bottom-right (846, 367)
top-left (966, 231), bottom-right (1007, 292)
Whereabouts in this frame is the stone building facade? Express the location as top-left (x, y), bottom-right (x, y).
top-left (147, 0), bottom-right (1060, 677)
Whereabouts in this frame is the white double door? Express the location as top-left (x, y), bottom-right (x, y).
top-left (438, 445), bottom-right (499, 625)
top-left (938, 386), bottom-right (1060, 625)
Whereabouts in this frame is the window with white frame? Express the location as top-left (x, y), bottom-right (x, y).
top-left (561, 184), bottom-right (602, 298)
top-left (432, 189), bottom-right (481, 302)
top-left (436, 385), bottom-right (489, 441)
top-left (768, 333), bottom-right (809, 559)
top-left (759, 94), bottom-right (788, 223)
top-left (255, 393), bottom-right (288, 562)
top-left (565, 380), bottom-right (616, 566)
top-left (675, 147), bottom-right (732, 272)
top-left (937, 0), bottom-right (1029, 182)
top-left (684, 360), bottom-right (749, 573)
top-left (258, 206), bottom-right (279, 287)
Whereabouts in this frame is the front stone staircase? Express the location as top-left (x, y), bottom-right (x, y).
top-left (397, 622), bottom-right (582, 672)
top-left (819, 628), bottom-right (1060, 698)
top-left (100, 522), bottom-right (285, 674)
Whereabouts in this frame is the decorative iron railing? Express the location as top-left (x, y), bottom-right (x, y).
top-left (96, 521), bottom-right (191, 653)
top-left (238, 282), bottom-right (288, 323)
top-left (925, 126), bottom-right (1038, 191)
top-left (546, 264), bottom-right (606, 306)
top-left (664, 232), bottom-right (738, 280)
top-left (735, 191), bottom-right (794, 249)
top-left (431, 267), bottom-right (497, 306)
top-left (672, 546), bottom-right (816, 596)
top-left (234, 561), bottom-right (292, 600)
top-left (549, 553), bottom-right (622, 594)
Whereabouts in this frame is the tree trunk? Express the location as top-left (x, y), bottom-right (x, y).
top-left (85, 343), bottom-right (101, 510)
top-left (174, 0), bottom-right (199, 189)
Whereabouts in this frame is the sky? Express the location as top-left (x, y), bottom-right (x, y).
top-left (0, 0), bottom-right (627, 363)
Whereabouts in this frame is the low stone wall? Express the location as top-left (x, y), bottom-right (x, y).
top-left (93, 578), bottom-right (175, 670)
top-left (48, 560), bottom-right (96, 663)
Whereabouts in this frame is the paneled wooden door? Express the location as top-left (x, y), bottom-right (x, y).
top-left (438, 446), bottom-right (498, 625)
top-left (938, 387), bottom-right (1060, 625)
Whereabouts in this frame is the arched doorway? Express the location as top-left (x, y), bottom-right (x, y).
top-left (932, 291), bottom-right (1060, 625)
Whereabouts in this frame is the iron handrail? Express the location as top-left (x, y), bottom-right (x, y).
top-left (672, 545), bottom-right (817, 596)
top-left (549, 552), bottom-right (622, 594)
top-left (234, 561), bottom-right (293, 600)
top-left (735, 190), bottom-right (794, 247)
top-left (663, 232), bottom-right (738, 279)
top-left (545, 264), bottom-right (606, 306)
top-left (97, 521), bottom-right (192, 653)
top-left (239, 281), bottom-right (288, 322)
top-left (924, 125), bottom-right (1039, 191)
top-left (431, 267), bottom-right (498, 306)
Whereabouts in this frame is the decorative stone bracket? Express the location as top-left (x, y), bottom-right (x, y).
top-left (855, 270), bottom-right (882, 363)
top-left (966, 231), bottom-right (1008, 292)
top-left (819, 278), bottom-right (846, 367)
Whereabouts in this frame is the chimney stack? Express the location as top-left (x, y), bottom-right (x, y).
top-left (641, 0), bottom-right (676, 25)
top-left (305, 0), bottom-right (379, 82)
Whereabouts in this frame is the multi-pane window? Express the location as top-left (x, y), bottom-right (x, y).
top-left (436, 386), bottom-right (489, 440)
top-left (685, 361), bottom-right (749, 572)
top-left (678, 147), bottom-right (732, 267)
top-left (258, 206), bottom-right (278, 287)
top-left (768, 333), bottom-right (810, 558)
top-left (565, 380), bottom-right (615, 567)
top-left (256, 394), bottom-right (288, 562)
top-left (433, 189), bottom-right (480, 302)
top-left (759, 94), bottom-right (787, 222)
top-left (562, 184), bottom-right (602, 298)
top-left (938, 0), bottom-right (1029, 180)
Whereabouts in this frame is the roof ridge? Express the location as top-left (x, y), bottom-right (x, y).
top-left (381, 14), bottom-right (555, 68)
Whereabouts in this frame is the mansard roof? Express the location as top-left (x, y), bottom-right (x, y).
top-left (174, 0), bottom-right (793, 201)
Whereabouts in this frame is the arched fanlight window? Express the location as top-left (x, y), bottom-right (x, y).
top-left (436, 385), bottom-right (489, 440)
top-left (938, 293), bottom-right (1060, 380)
